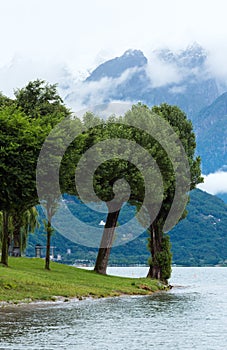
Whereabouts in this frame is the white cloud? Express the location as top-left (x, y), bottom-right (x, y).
top-left (0, 55), bottom-right (74, 98)
top-left (1, 0), bottom-right (227, 87)
top-left (146, 54), bottom-right (182, 87)
top-left (1, 0), bottom-right (227, 101)
top-left (197, 171), bottom-right (227, 195)
top-left (73, 101), bottom-right (134, 120)
top-left (169, 85), bottom-right (186, 94)
top-left (65, 67), bottom-right (139, 111)
top-left (205, 43), bottom-right (227, 84)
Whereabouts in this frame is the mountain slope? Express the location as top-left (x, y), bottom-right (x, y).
top-left (26, 190), bottom-right (227, 266)
top-left (194, 92), bottom-right (227, 174)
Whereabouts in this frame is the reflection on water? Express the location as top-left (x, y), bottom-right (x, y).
top-left (0, 267), bottom-right (227, 350)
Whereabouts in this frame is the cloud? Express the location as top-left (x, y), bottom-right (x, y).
top-left (205, 45), bottom-right (227, 87)
top-left (145, 54), bottom-right (183, 87)
top-left (0, 55), bottom-right (74, 98)
top-left (0, 54), bottom-right (138, 112)
top-left (144, 47), bottom-right (211, 89)
top-left (65, 67), bottom-right (140, 111)
top-left (197, 171), bottom-right (227, 195)
top-left (2, 0), bottom-right (227, 94)
top-left (169, 85), bottom-right (187, 94)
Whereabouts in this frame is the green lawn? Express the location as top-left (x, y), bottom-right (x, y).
top-left (0, 258), bottom-right (167, 303)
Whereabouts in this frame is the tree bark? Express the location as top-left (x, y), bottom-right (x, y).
top-left (147, 221), bottom-right (162, 280)
top-left (12, 217), bottom-right (22, 257)
top-left (45, 201), bottom-right (53, 270)
top-left (94, 203), bottom-right (121, 275)
top-left (1, 211), bottom-right (10, 266)
top-left (45, 221), bottom-right (51, 270)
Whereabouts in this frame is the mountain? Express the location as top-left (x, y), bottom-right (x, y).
top-left (154, 42), bottom-right (207, 69)
top-left (64, 44), bottom-right (227, 182)
top-left (66, 44), bottom-right (220, 119)
top-left (26, 190), bottom-right (227, 267)
top-left (86, 49), bottom-right (147, 81)
top-left (193, 92), bottom-right (227, 174)
top-left (169, 189), bottom-right (227, 266)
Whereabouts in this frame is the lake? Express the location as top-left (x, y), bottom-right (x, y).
top-left (0, 267), bottom-right (226, 349)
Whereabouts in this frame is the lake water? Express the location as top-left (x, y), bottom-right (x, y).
top-left (0, 267), bottom-right (226, 350)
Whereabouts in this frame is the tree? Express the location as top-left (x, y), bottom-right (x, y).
top-left (37, 115), bottom-right (83, 270)
top-left (66, 114), bottom-right (153, 274)
top-left (11, 207), bottom-right (39, 257)
top-left (14, 80), bottom-right (71, 269)
top-left (39, 101), bottom-right (202, 280)
top-left (0, 107), bottom-right (43, 266)
top-left (0, 92), bottom-right (13, 108)
top-left (57, 114), bottom-right (131, 274)
top-left (90, 103), bottom-right (202, 281)
top-left (37, 133), bottom-right (64, 270)
top-left (145, 104), bottom-right (202, 282)
top-left (0, 80), bottom-right (71, 267)
top-left (14, 79), bottom-right (70, 121)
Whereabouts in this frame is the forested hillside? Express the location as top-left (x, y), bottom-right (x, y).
top-left (26, 189), bottom-right (227, 266)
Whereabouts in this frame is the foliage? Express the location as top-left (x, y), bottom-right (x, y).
top-left (14, 79), bottom-right (70, 121)
top-left (0, 80), bottom-right (71, 266)
top-left (0, 82), bottom-right (205, 278)
top-left (148, 235), bottom-right (172, 281)
top-left (0, 92), bottom-right (13, 108)
top-left (11, 207), bottom-right (39, 255)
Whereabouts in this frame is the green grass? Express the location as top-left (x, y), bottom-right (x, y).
top-left (0, 258), bottom-right (167, 303)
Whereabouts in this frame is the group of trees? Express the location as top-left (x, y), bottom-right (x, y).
top-left (0, 80), bottom-right (202, 282)
top-left (0, 80), bottom-right (70, 268)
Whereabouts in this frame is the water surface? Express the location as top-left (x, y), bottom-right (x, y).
top-left (0, 267), bottom-right (226, 350)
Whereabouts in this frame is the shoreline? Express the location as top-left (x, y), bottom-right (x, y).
top-left (0, 258), bottom-right (168, 306)
top-left (0, 288), bottom-right (170, 309)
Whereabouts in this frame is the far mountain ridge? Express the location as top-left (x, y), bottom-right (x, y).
top-left (66, 44), bottom-right (219, 119)
top-left (86, 49), bottom-right (147, 81)
top-left (155, 43), bottom-right (207, 68)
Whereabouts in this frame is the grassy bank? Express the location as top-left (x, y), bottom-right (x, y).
top-left (0, 258), bottom-right (167, 304)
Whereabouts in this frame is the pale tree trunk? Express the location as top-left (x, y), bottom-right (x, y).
top-left (94, 202), bottom-right (121, 275)
top-left (1, 211), bottom-right (10, 266)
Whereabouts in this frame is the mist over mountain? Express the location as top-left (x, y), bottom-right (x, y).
top-left (64, 44), bottom-right (227, 186)
top-left (65, 43), bottom-right (220, 119)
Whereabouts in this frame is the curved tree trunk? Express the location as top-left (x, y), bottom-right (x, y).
top-left (94, 203), bottom-right (121, 275)
top-left (1, 211), bottom-right (10, 266)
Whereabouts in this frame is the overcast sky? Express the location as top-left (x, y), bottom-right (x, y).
top-left (1, 0), bottom-right (227, 92)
